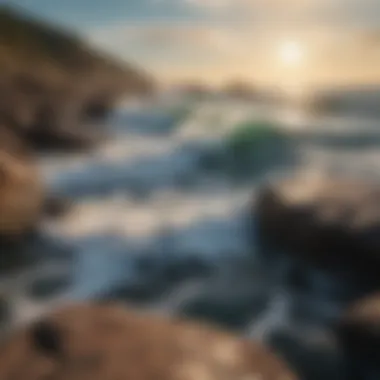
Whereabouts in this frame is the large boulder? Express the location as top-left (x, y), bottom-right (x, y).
top-left (0, 303), bottom-right (298, 380)
top-left (0, 125), bottom-right (45, 240)
top-left (255, 174), bottom-right (380, 282)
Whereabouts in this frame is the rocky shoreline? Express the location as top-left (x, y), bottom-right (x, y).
top-left (255, 173), bottom-right (380, 379)
top-left (1, 6), bottom-right (380, 380)
top-left (0, 5), bottom-right (154, 154)
top-left (0, 5), bottom-right (154, 241)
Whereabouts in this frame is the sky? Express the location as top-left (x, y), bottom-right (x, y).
top-left (4, 0), bottom-right (380, 89)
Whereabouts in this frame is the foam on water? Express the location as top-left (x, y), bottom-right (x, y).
top-left (2, 97), bottom-right (380, 380)
top-left (32, 100), bottom-right (380, 301)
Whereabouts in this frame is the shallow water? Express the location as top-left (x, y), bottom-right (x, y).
top-left (2, 97), bottom-right (380, 379)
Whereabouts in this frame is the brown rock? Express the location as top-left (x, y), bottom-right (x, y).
top-left (255, 174), bottom-right (380, 280)
top-left (0, 303), bottom-right (298, 380)
top-left (0, 124), bottom-right (32, 158)
top-left (0, 127), bottom-right (44, 239)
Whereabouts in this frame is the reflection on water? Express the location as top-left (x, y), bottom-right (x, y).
top-left (2, 96), bottom-right (380, 378)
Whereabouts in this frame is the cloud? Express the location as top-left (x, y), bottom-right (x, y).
top-left (84, 2), bottom-right (380, 86)
top-left (180, 0), bottom-right (321, 16)
top-left (88, 22), bottom-right (245, 57)
top-left (182, 0), bottom-right (234, 8)
top-left (180, 0), bottom-right (380, 29)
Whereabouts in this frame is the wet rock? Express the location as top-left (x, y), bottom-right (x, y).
top-left (0, 231), bottom-right (73, 275)
top-left (0, 141), bottom-right (45, 241)
top-left (0, 303), bottom-right (299, 380)
top-left (0, 243), bottom-right (37, 273)
top-left (96, 254), bottom-right (214, 306)
top-left (268, 328), bottom-right (345, 380)
top-left (336, 293), bottom-right (380, 379)
top-left (0, 123), bottom-right (32, 158)
top-left (178, 269), bottom-right (269, 331)
top-left (180, 291), bottom-right (268, 331)
top-left (24, 102), bottom-right (100, 152)
top-left (288, 290), bottom-right (342, 326)
top-left (163, 255), bottom-right (215, 283)
top-left (0, 295), bottom-right (10, 327)
top-left (97, 278), bottom-right (169, 305)
top-left (28, 274), bottom-right (71, 300)
top-left (25, 128), bottom-right (96, 153)
top-left (255, 174), bottom-right (380, 286)
top-left (91, 254), bottom-right (169, 305)
top-left (42, 195), bottom-right (74, 219)
top-left (0, 81), bottom-right (97, 153)
top-left (82, 96), bottom-right (113, 121)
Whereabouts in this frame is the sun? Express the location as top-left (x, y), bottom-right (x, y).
top-left (278, 40), bottom-right (304, 66)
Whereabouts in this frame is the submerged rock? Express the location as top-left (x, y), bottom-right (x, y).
top-left (268, 328), bottom-right (345, 380)
top-left (255, 174), bottom-right (380, 285)
top-left (0, 303), bottom-right (298, 380)
top-left (28, 274), bottom-right (71, 301)
top-left (42, 195), bottom-right (73, 219)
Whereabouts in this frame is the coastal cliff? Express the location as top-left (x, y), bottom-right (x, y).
top-left (0, 5), bottom-right (154, 152)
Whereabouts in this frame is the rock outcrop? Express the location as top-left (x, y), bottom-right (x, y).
top-left (0, 125), bottom-right (44, 240)
top-left (255, 173), bottom-right (380, 283)
top-left (0, 303), bottom-right (298, 380)
top-left (0, 5), bottom-right (154, 153)
top-left (0, 5), bottom-right (155, 239)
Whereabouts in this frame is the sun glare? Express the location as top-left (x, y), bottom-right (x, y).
top-left (278, 41), bottom-right (304, 66)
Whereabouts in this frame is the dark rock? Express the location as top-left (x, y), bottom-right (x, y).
top-left (0, 303), bottom-right (299, 380)
top-left (268, 328), bottom-right (345, 380)
top-left (0, 84), bottom-right (101, 153)
top-left (0, 123), bottom-right (32, 157)
top-left (98, 280), bottom-right (168, 305)
top-left (178, 270), bottom-right (269, 331)
top-left (30, 320), bottom-right (65, 358)
top-left (0, 296), bottom-right (10, 327)
top-left (180, 292), bottom-right (268, 331)
top-left (97, 253), bottom-right (214, 307)
top-left (95, 258), bottom-right (170, 305)
top-left (28, 274), bottom-right (71, 300)
top-left (163, 255), bottom-right (215, 283)
top-left (42, 195), bottom-right (73, 219)
top-left (255, 174), bottom-right (380, 286)
top-left (336, 293), bottom-right (380, 379)
top-left (25, 122), bottom-right (98, 152)
top-left (0, 231), bottom-right (73, 275)
top-left (0, 242), bottom-right (37, 273)
top-left (82, 96), bottom-right (113, 121)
